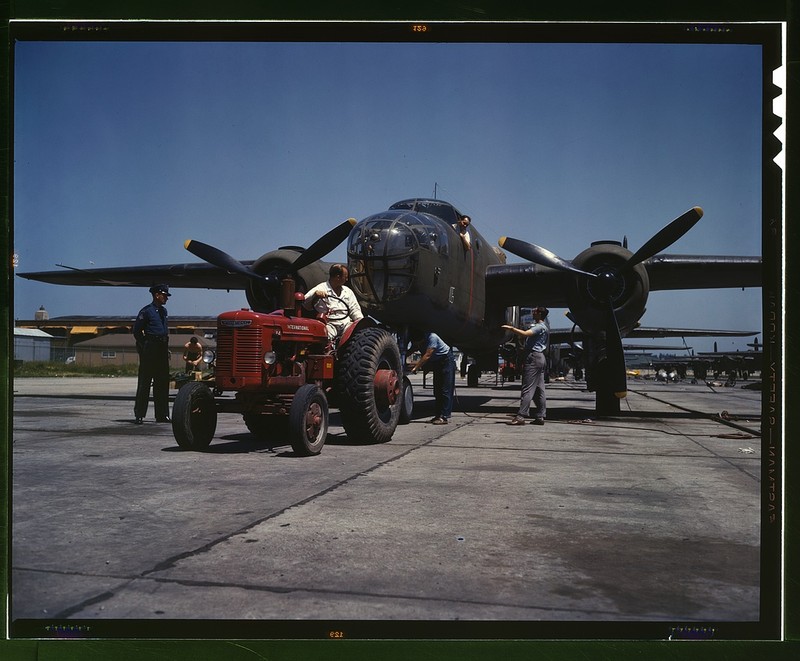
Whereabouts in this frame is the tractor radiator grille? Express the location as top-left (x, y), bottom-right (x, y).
top-left (216, 327), bottom-right (263, 377)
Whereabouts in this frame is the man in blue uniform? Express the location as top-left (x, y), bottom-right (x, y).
top-left (133, 284), bottom-right (172, 424)
top-left (410, 331), bottom-right (456, 425)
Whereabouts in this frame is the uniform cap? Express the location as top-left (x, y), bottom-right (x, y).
top-left (149, 284), bottom-right (171, 297)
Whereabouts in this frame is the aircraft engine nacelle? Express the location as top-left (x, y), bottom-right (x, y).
top-left (246, 249), bottom-right (330, 313)
top-left (566, 241), bottom-right (650, 335)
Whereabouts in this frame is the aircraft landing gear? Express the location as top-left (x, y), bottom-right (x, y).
top-left (399, 375), bottom-right (414, 424)
top-left (467, 363), bottom-right (480, 387)
top-left (590, 357), bottom-right (622, 416)
top-left (595, 388), bottom-right (622, 416)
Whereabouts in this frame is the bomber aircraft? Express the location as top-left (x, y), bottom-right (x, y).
top-left (18, 197), bottom-right (761, 415)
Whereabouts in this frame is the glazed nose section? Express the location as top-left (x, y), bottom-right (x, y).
top-left (348, 218), bottom-right (418, 258)
top-left (347, 218), bottom-right (419, 304)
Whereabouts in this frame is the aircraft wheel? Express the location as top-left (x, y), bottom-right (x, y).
top-left (172, 382), bottom-right (217, 450)
top-left (399, 375), bottom-right (414, 425)
top-left (288, 384), bottom-right (328, 456)
top-left (243, 413), bottom-right (287, 440)
top-left (337, 327), bottom-right (402, 443)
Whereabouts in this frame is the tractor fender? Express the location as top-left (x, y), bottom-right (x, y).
top-left (337, 317), bottom-right (377, 351)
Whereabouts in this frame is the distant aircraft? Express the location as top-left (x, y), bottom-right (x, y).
top-left (541, 325), bottom-right (757, 382)
top-left (18, 198), bottom-right (761, 414)
top-left (649, 335), bottom-right (763, 384)
top-left (497, 322), bottom-right (756, 385)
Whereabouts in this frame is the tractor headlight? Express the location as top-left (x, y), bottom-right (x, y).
top-left (263, 351), bottom-right (277, 365)
top-left (202, 349), bottom-right (216, 364)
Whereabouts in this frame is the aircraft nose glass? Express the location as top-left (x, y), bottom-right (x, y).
top-left (347, 218), bottom-right (419, 304)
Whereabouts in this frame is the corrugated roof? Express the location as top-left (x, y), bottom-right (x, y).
top-left (75, 333), bottom-right (216, 349)
top-left (14, 328), bottom-right (54, 339)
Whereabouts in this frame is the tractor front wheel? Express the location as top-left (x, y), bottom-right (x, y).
top-left (288, 384), bottom-right (328, 456)
top-left (172, 382), bottom-right (217, 450)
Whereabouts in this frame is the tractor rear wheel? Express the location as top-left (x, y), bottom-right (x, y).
top-left (336, 327), bottom-right (402, 443)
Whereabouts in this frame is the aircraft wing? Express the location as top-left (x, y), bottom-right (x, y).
top-left (549, 326), bottom-right (758, 345)
top-left (625, 327), bottom-right (759, 339)
top-left (485, 254), bottom-right (761, 309)
top-left (16, 261), bottom-right (255, 290)
top-left (549, 341), bottom-right (693, 352)
top-left (622, 344), bottom-right (693, 351)
top-left (696, 350), bottom-right (762, 357)
top-left (643, 254), bottom-right (761, 290)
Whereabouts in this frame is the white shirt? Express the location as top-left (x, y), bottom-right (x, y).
top-left (304, 280), bottom-right (363, 326)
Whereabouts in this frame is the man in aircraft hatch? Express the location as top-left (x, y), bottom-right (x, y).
top-left (452, 214), bottom-right (472, 250)
top-left (303, 263), bottom-right (364, 345)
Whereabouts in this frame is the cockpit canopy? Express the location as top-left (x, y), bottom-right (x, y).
top-left (388, 198), bottom-right (464, 226)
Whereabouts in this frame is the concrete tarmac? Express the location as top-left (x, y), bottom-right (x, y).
top-left (10, 372), bottom-right (767, 638)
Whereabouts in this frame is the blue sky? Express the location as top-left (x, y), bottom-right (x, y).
top-left (12, 37), bottom-right (765, 352)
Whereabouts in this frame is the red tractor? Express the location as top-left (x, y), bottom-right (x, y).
top-left (171, 288), bottom-right (412, 455)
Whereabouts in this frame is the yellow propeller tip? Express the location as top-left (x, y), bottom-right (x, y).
top-left (498, 236), bottom-right (507, 247)
top-left (184, 239), bottom-right (192, 249)
top-left (693, 206), bottom-right (704, 218)
top-left (615, 391), bottom-right (628, 399)
top-left (347, 217), bottom-right (357, 226)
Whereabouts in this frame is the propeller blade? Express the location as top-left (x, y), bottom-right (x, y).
top-left (291, 218), bottom-right (357, 272)
top-left (624, 207), bottom-right (703, 269)
top-left (498, 237), bottom-right (597, 278)
top-left (184, 239), bottom-right (263, 281)
top-left (603, 300), bottom-right (628, 397)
